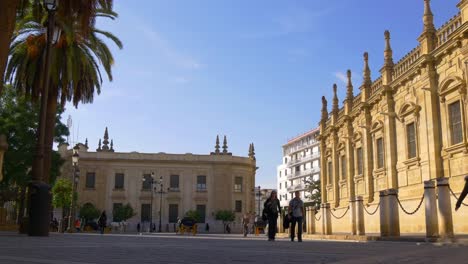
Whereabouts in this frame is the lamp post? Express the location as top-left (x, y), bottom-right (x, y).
top-left (256, 186), bottom-right (261, 217)
top-left (28, 0), bottom-right (60, 236)
top-left (142, 173), bottom-right (156, 232)
top-left (157, 175), bottom-right (163, 233)
top-left (67, 146), bottom-right (79, 232)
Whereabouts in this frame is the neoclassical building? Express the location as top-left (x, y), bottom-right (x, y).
top-left (277, 128), bottom-right (320, 209)
top-left (59, 129), bottom-right (257, 232)
top-left (316, 0), bottom-right (468, 237)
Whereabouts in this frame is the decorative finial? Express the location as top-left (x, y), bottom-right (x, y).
top-left (110, 139), bottom-right (114, 152)
top-left (248, 143), bottom-right (252, 157)
top-left (222, 135), bottom-right (228, 153)
top-left (85, 138), bottom-right (88, 148)
top-left (346, 70), bottom-right (353, 100)
top-left (423, 0), bottom-right (435, 32)
top-left (251, 143), bottom-right (256, 161)
top-left (215, 135), bottom-right (220, 154)
top-left (96, 139), bottom-right (102, 151)
top-left (332, 84), bottom-right (339, 113)
top-left (102, 127), bottom-right (110, 150)
top-left (384, 30), bottom-right (393, 67)
top-left (363, 52), bottom-right (371, 86)
top-left (321, 96), bottom-right (328, 121)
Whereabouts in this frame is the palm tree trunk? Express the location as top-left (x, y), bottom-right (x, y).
top-left (0, 0), bottom-right (18, 93)
top-left (42, 85), bottom-right (58, 184)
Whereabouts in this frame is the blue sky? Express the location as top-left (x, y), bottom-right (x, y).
top-left (63, 0), bottom-right (460, 188)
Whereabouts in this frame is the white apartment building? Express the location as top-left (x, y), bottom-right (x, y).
top-left (277, 128), bottom-right (320, 209)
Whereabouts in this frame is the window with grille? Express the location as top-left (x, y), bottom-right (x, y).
top-left (85, 172), bottom-right (95, 188)
top-left (235, 200), bottom-right (242, 212)
top-left (197, 175), bottom-right (206, 191)
top-left (340, 155), bottom-right (346, 180)
top-left (376, 138), bottom-right (384, 169)
top-left (356, 148), bottom-right (363, 175)
top-left (170, 175), bottom-right (179, 190)
top-left (449, 101), bottom-right (463, 145)
top-left (406, 122), bottom-right (417, 158)
top-left (168, 204), bottom-right (178, 223)
top-left (142, 174), bottom-right (152, 190)
top-left (234, 177), bottom-right (243, 192)
top-left (141, 204), bottom-right (151, 222)
top-left (196, 205), bottom-right (206, 223)
top-left (115, 173), bottom-right (124, 189)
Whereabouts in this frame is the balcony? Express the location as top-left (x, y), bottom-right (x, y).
top-left (285, 141), bottom-right (319, 155)
top-left (287, 167), bottom-right (320, 180)
top-left (286, 183), bottom-right (307, 192)
top-left (287, 153), bottom-right (320, 167)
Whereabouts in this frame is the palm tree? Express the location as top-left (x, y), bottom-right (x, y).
top-left (0, 0), bottom-right (114, 95)
top-left (6, 3), bottom-right (122, 183)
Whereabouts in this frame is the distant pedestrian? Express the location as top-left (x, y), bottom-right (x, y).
top-left (205, 223), bottom-right (210, 232)
top-left (226, 224), bottom-right (231, 234)
top-left (74, 219), bottom-right (81, 232)
top-left (152, 223), bottom-right (156, 232)
top-left (289, 191), bottom-right (304, 242)
top-left (137, 223), bottom-right (141, 233)
top-left (456, 175), bottom-right (468, 211)
top-left (242, 212), bottom-right (251, 237)
top-left (98, 211), bottom-right (107, 234)
top-left (264, 190), bottom-right (281, 241)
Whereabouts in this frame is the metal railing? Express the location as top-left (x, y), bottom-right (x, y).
top-left (287, 153), bottom-right (320, 167)
top-left (287, 167), bottom-right (320, 180)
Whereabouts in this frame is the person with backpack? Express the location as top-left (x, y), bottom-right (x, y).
top-left (263, 190), bottom-right (281, 241)
top-left (288, 191), bottom-right (304, 242)
top-left (98, 211), bottom-right (107, 234)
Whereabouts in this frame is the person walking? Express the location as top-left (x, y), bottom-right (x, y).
top-left (242, 212), bottom-right (251, 237)
top-left (264, 190), bottom-right (281, 241)
top-left (288, 191), bottom-right (305, 242)
top-left (455, 175), bottom-right (468, 211)
top-left (98, 211), bottom-right (107, 234)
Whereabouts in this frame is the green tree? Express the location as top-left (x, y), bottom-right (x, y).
top-left (112, 203), bottom-right (135, 222)
top-left (51, 178), bottom-right (74, 210)
top-left (5, 3), bottom-right (122, 184)
top-left (304, 177), bottom-right (321, 211)
top-left (79, 202), bottom-right (100, 224)
top-left (184, 210), bottom-right (201, 223)
top-left (215, 210), bottom-right (235, 232)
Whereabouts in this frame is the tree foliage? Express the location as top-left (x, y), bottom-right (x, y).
top-left (304, 177), bottom-right (321, 210)
top-left (79, 202), bottom-right (100, 223)
top-left (51, 178), bottom-right (74, 209)
top-left (0, 85), bottom-right (68, 199)
top-left (184, 210), bottom-right (201, 223)
top-left (215, 210), bottom-right (235, 224)
top-left (112, 203), bottom-right (135, 222)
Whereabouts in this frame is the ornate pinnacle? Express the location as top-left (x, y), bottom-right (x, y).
top-left (384, 30), bottom-right (394, 67)
top-left (85, 138), bottom-right (88, 148)
top-left (251, 143), bottom-right (256, 160)
top-left (346, 70), bottom-right (353, 100)
top-left (248, 143), bottom-right (252, 157)
top-left (102, 127), bottom-right (110, 150)
top-left (423, 0), bottom-right (435, 32)
top-left (110, 139), bottom-right (114, 152)
top-left (222, 135), bottom-right (228, 153)
top-left (363, 52), bottom-right (372, 87)
top-left (332, 84), bottom-right (339, 114)
top-left (215, 135), bottom-right (220, 154)
top-left (96, 139), bottom-right (102, 151)
top-left (321, 96), bottom-right (328, 121)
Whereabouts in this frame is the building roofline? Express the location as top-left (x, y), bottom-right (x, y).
top-left (283, 127), bottom-right (319, 147)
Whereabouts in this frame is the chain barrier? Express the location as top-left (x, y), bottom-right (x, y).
top-left (314, 213), bottom-right (321, 221)
top-left (448, 186), bottom-right (468, 206)
top-left (396, 195), bottom-right (424, 215)
top-left (330, 206), bottom-right (350, 219)
top-left (362, 201), bottom-right (380, 216)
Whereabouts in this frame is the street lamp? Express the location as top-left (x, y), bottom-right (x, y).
top-left (142, 172), bottom-right (156, 232)
top-left (68, 145), bottom-right (79, 232)
top-left (255, 186), bottom-right (261, 217)
top-left (28, 0), bottom-right (60, 236)
top-left (157, 175), bottom-right (163, 233)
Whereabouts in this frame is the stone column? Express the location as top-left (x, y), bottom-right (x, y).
top-left (387, 188), bottom-right (400, 237)
top-left (356, 196), bottom-right (365, 235)
top-left (322, 203), bottom-right (332, 235)
top-left (349, 198), bottom-right (357, 235)
top-left (305, 207), bottom-right (310, 234)
top-left (379, 190), bottom-right (389, 237)
top-left (310, 207), bottom-right (316, 234)
top-left (436, 177), bottom-right (454, 238)
top-left (424, 180), bottom-right (439, 239)
top-left (278, 212), bottom-right (283, 233)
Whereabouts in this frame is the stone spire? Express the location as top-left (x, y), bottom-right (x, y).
top-left (215, 135), bottom-right (220, 154)
top-left (222, 135), bottom-right (228, 154)
top-left (346, 70), bottom-right (354, 100)
top-left (85, 138), bottom-right (88, 148)
top-left (321, 96), bottom-right (328, 122)
top-left (332, 84), bottom-right (339, 113)
top-left (250, 143), bottom-right (256, 161)
top-left (384, 30), bottom-right (393, 67)
top-left (110, 139), bottom-right (114, 152)
top-left (102, 127), bottom-right (110, 151)
top-left (96, 139), bottom-right (102, 151)
top-left (423, 0), bottom-right (435, 32)
top-left (362, 52), bottom-right (371, 87)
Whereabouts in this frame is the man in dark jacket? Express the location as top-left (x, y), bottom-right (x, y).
top-left (455, 176), bottom-right (468, 211)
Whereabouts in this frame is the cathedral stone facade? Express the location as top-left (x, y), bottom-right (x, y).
top-left (316, 0), bottom-right (468, 237)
